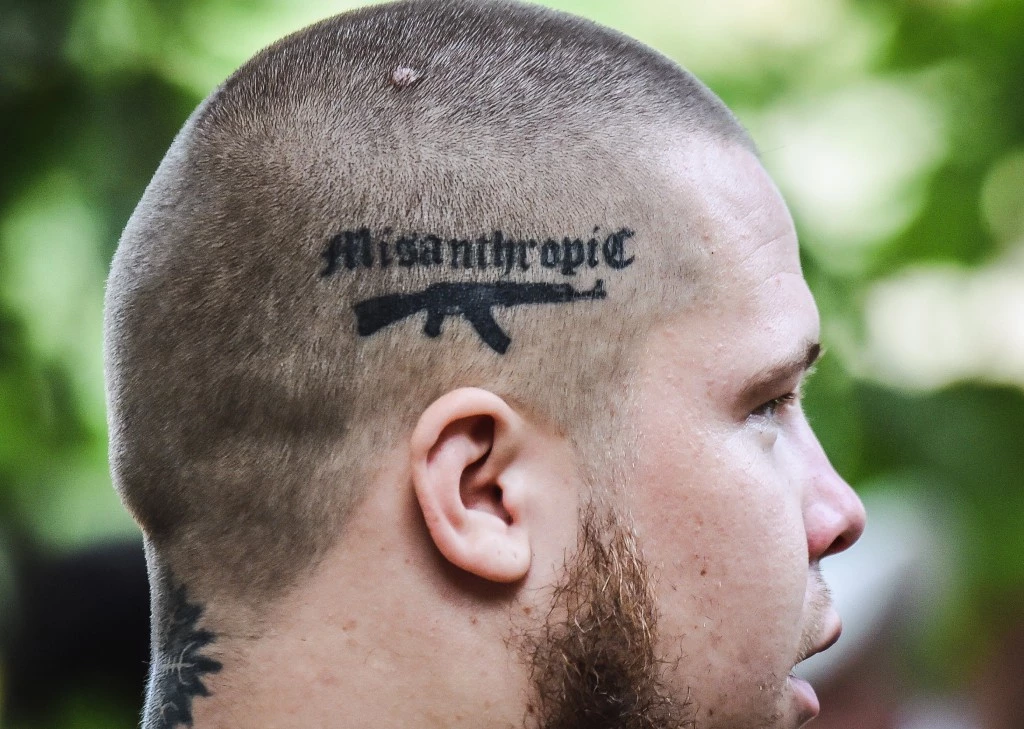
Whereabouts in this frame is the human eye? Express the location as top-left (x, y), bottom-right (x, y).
top-left (737, 345), bottom-right (820, 427)
top-left (749, 390), bottom-right (800, 423)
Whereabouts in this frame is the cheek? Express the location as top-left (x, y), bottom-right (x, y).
top-left (629, 418), bottom-right (809, 685)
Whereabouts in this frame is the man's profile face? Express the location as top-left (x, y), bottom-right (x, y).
top-left (537, 139), bottom-right (866, 729)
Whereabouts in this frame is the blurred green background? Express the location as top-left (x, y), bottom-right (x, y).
top-left (1, 0), bottom-right (1022, 726)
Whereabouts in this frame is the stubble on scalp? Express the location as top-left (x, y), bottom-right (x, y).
top-left (519, 505), bottom-right (697, 729)
top-left (106, 0), bottom-right (752, 615)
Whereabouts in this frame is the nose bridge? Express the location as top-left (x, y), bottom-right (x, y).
top-left (799, 419), bottom-right (867, 561)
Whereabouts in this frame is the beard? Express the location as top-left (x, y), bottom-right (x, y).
top-left (519, 505), bottom-right (697, 729)
top-left (518, 504), bottom-right (834, 729)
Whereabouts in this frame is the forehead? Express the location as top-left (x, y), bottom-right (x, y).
top-left (643, 138), bottom-right (819, 384)
top-left (661, 139), bottom-right (800, 275)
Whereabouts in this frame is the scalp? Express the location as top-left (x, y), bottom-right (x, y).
top-left (105, 0), bottom-right (751, 610)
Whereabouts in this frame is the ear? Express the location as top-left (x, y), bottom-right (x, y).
top-left (410, 387), bottom-right (533, 583)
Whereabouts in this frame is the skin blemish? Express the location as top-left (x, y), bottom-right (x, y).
top-left (390, 66), bottom-right (422, 88)
top-left (317, 669), bottom-right (340, 687)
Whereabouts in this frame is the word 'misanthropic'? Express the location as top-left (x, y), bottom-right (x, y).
top-left (320, 227), bottom-right (635, 277)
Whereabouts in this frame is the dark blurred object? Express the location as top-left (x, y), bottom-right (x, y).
top-left (973, 595), bottom-right (1024, 729)
top-left (2, 539), bottom-right (149, 720)
top-left (816, 636), bottom-right (902, 729)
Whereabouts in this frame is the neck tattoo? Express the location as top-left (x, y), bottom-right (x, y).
top-left (148, 581), bottom-right (223, 728)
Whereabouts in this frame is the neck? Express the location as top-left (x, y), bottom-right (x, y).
top-left (147, 482), bottom-right (535, 729)
top-left (144, 592), bottom-right (222, 728)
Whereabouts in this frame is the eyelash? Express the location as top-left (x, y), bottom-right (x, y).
top-left (751, 391), bottom-right (799, 421)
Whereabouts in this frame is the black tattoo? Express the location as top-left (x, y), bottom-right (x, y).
top-left (321, 227), bottom-right (635, 277)
top-left (354, 279), bottom-right (607, 354)
top-left (149, 582), bottom-right (223, 728)
top-left (320, 226), bottom-right (636, 353)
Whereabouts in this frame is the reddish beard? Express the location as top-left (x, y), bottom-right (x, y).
top-left (518, 505), bottom-right (697, 729)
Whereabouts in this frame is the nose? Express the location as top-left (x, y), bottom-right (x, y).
top-left (802, 438), bottom-right (867, 562)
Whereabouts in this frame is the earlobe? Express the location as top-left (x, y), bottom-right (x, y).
top-left (410, 388), bottom-right (532, 583)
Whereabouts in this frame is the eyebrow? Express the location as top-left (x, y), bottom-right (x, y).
top-left (738, 340), bottom-right (822, 405)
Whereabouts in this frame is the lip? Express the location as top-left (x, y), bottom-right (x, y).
top-left (787, 673), bottom-right (820, 725)
top-left (788, 614), bottom-right (842, 725)
top-left (805, 619), bottom-right (842, 661)
top-left (797, 612), bottom-right (843, 664)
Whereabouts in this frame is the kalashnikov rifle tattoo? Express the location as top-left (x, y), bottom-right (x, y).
top-left (320, 226), bottom-right (636, 353)
top-left (149, 582), bottom-right (223, 728)
top-left (354, 279), bottom-right (607, 354)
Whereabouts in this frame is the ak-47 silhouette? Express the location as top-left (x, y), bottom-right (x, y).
top-left (353, 279), bottom-right (607, 354)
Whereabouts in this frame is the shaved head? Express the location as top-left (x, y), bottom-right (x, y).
top-left (104, 4), bottom-right (870, 729)
top-left (106, 0), bottom-right (750, 611)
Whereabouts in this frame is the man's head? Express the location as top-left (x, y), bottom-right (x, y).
top-left (104, 1), bottom-right (865, 727)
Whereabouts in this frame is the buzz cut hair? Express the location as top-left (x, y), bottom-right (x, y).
top-left (105, 0), bottom-right (752, 617)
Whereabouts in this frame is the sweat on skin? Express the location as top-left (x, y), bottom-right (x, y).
top-left (103, 1), bottom-right (866, 728)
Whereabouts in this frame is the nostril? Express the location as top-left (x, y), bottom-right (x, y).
top-left (821, 503), bottom-right (866, 559)
top-left (806, 494), bottom-right (867, 561)
top-left (822, 531), bottom-right (852, 559)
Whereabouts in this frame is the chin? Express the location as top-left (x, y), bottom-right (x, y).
top-left (686, 672), bottom-right (810, 729)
